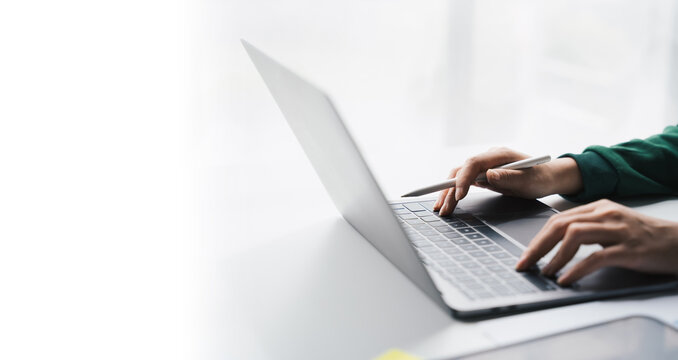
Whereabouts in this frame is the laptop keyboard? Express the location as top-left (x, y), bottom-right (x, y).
top-left (393, 201), bottom-right (558, 300)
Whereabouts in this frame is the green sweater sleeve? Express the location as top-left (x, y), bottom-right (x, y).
top-left (560, 125), bottom-right (678, 202)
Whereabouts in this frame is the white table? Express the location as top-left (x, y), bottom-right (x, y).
top-left (210, 145), bottom-right (678, 360)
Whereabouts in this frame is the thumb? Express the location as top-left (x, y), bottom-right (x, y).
top-left (486, 169), bottom-right (522, 189)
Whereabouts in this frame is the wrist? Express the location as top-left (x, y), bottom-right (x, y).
top-left (545, 157), bottom-right (583, 196)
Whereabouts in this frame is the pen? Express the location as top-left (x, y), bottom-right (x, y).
top-left (401, 155), bottom-right (552, 197)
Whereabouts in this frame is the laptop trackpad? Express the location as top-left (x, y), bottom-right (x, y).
top-left (574, 267), bottom-right (677, 291)
top-left (457, 193), bottom-right (556, 247)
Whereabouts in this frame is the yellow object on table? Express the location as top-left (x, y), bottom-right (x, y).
top-left (373, 349), bottom-right (422, 360)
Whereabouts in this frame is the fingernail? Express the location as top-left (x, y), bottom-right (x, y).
top-left (515, 261), bottom-right (526, 271)
top-left (516, 254), bottom-right (527, 268)
top-left (557, 276), bottom-right (569, 286)
top-left (487, 169), bottom-right (498, 180)
top-left (440, 204), bottom-right (448, 216)
top-left (541, 265), bottom-right (552, 276)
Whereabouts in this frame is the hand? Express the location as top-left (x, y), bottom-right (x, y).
top-left (433, 147), bottom-right (583, 216)
top-left (516, 199), bottom-right (678, 285)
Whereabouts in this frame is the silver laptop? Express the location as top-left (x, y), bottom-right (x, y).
top-left (242, 40), bottom-right (678, 319)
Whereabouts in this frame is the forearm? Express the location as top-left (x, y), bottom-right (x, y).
top-left (561, 125), bottom-right (678, 202)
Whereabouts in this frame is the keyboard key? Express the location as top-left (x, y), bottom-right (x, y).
top-left (406, 219), bottom-right (424, 225)
top-left (420, 229), bottom-right (438, 236)
top-left (430, 253), bottom-right (449, 260)
top-left (501, 259), bottom-right (517, 267)
top-left (491, 252), bottom-right (512, 259)
top-left (482, 245), bottom-right (502, 252)
top-left (473, 239), bottom-right (492, 246)
top-left (463, 282), bottom-right (484, 290)
top-left (437, 241), bottom-right (456, 248)
top-left (421, 216), bottom-right (440, 222)
top-left (521, 272), bottom-right (558, 291)
top-left (507, 281), bottom-right (537, 294)
top-left (443, 247), bottom-right (462, 255)
top-left (393, 208), bottom-right (409, 215)
top-left (403, 203), bottom-right (426, 212)
top-left (458, 228), bottom-right (476, 234)
top-left (436, 227), bottom-right (454, 233)
top-left (478, 258), bottom-right (497, 265)
top-left (461, 261), bottom-right (480, 269)
top-left (399, 214), bottom-right (419, 220)
top-left (424, 244), bottom-right (442, 252)
top-left (448, 221), bottom-right (468, 228)
top-left (466, 233), bottom-right (484, 240)
top-left (495, 272), bottom-right (514, 280)
top-left (469, 251), bottom-right (487, 258)
top-left (493, 285), bottom-right (514, 296)
top-left (456, 275), bottom-right (478, 283)
top-left (470, 268), bottom-right (489, 277)
top-left (438, 259), bottom-right (455, 267)
top-left (475, 226), bottom-right (524, 257)
top-left (452, 254), bottom-right (470, 262)
top-left (412, 224), bottom-right (430, 230)
top-left (456, 214), bottom-right (484, 226)
top-left (479, 276), bottom-right (500, 285)
top-left (460, 244), bottom-right (478, 251)
top-left (419, 248), bottom-right (440, 257)
top-left (428, 235), bottom-right (445, 242)
top-left (390, 204), bottom-right (405, 210)
top-left (457, 289), bottom-right (476, 300)
top-left (414, 244), bottom-right (434, 251)
top-left (443, 232), bottom-right (464, 240)
top-left (454, 274), bottom-right (474, 282)
top-left (420, 201), bottom-right (435, 211)
top-left (471, 290), bottom-right (494, 299)
top-left (448, 238), bottom-right (468, 246)
top-left (428, 220), bottom-right (446, 227)
top-left (446, 267), bottom-right (466, 275)
top-left (487, 264), bottom-right (504, 272)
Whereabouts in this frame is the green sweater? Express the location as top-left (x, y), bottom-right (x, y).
top-left (562, 125), bottom-right (678, 202)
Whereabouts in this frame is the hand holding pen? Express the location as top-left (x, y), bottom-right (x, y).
top-left (405, 147), bottom-right (584, 216)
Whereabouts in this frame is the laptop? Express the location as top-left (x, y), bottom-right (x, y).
top-left (242, 40), bottom-right (678, 319)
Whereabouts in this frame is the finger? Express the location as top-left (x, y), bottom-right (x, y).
top-left (434, 167), bottom-right (459, 211)
top-left (454, 150), bottom-right (527, 202)
top-left (540, 222), bottom-right (622, 276)
top-left (433, 188), bottom-right (449, 211)
top-left (516, 210), bottom-right (606, 270)
top-left (557, 246), bottom-right (627, 285)
top-left (484, 169), bottom-right (530, 196)
top-left (557, 199), bottom-right (610, 217)
top-left (439, 187), bottom-right (458, 216)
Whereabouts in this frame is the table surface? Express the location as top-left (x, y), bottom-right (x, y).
top-left (212, 144), bottom-right (678, 360)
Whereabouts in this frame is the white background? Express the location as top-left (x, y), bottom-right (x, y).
top-left (2, 0), bottom-right (678, 359)
top-left (0, 1), bottom-right (190, 359)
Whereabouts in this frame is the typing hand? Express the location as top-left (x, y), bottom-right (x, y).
top-left (433, 147), bottom-right (582, 216)
top-left (516, 199), bottom-right (678, 285)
